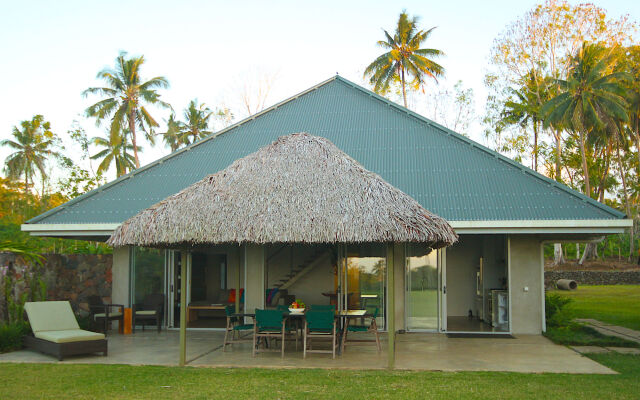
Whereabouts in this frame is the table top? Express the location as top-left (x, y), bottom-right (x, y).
top-left (188, 304), bottom-right (226, 310)
top-left (339, 310), bottom-right (367, 317)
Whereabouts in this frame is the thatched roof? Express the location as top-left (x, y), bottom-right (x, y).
top-left (107, 133), bottom-right (458, 248)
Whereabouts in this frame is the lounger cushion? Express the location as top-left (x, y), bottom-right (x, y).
top-left (94, 312), bottom-right (123, 319)
top-left (135, 310), bottom-right (157, 316)
top-left (35, 329), bottom-right (105, 344)
top-left (25, 301), bottom-right (80, 333)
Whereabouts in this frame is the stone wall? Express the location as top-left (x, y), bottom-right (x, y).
top-left (0, 252), bottom-right (113, 316)
top-left (545, 270), bottom-right (640, 287)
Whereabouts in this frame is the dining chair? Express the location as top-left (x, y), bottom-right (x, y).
top-left (341, 307), bottom-right (381, 352)
top-left (303, 310), bottom-right (338, 359)
top-left (222, 306), bottom-right (253, 351)
top-left (253, 309), bottom-right (290, 358)
top-left (308, 304), bottom-right (336, 311)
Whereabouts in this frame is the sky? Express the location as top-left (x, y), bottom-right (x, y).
top-left (1, 0), bottom-right (639, 183)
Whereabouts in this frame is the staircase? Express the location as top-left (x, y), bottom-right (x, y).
top-left (272, 246), bottom-right (332, 290)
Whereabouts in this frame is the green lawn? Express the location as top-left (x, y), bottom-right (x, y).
top-left (1, 354), bottom-right (639, 399)
top-left (550, 285), bottom-right (640, 330)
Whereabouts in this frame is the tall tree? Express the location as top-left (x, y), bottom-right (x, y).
top-left (364, 10), bottom-right (444, 107)
top-left (83, 52), bottom-right (170, 169)
top-left (542, 42), bottom-right (630, 198)
top-left (90, 131), bottom-right (139, 179)
top-left (161, 113), bottom-right (182, 152)
top-left (1, 115), bottom-right (59, 197)
top-left (177, 99), bottom-right (213, 145)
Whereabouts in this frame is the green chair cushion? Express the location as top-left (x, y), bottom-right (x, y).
top-left (234, 324), bottom-right (253, 331)
top-left (25, 301), bottom-right (80, 333)
top-left (94, 312), bottom-right (123, 319)
top-left (35, 329), bottom-right (105, 344)
top-left (308, 328), bottom-right (332, 333)
top-left (135, 310), bottom-right (157, 316)
top-left (347, 325), bottom-right (369, 332)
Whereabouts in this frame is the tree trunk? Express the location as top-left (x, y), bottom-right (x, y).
top-left (578, 130), bottom-right (591, 198)
top-left (553, 243), bottom-right (565, 265)
top-left (128, 112), bottom-right (140, 169)
top-left (401, 68), bottom-right (407, 108)
top-left (533, 120), bottom-right (539, 172)
top-left (576, 243), bottom-right (580, 260)
top-left (615, 142), bottom-right (634, 261)
top-left (554, 130), bottom-right (562, 182)
top-left (579, 242), bottom-right (597, 265)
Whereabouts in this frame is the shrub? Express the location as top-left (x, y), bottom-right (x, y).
top-left (545, 293), bottom-right (573, 327)
top-left (0, 321), bottom-right (30, 353)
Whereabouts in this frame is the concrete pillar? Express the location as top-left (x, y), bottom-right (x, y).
top-left (111, 246), bottom-right (130, 306)
top-left (508, 235), bottom-right (544, 335)
top-left (244, 244), bottom-right (265, 313)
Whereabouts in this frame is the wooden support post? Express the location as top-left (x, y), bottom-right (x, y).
top-left (179, 250), bottom-right (188, 366)
top-left (236, 245), bottom-right (242, 313)
top-left (387, 243), bottom-right (395, 369)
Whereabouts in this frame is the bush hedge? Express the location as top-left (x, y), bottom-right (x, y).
top-left (0, 321), bottom-right (30, 353)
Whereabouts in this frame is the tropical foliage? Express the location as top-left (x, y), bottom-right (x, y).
top-left (485, 0), bottom-right (639, 263)
top-left (83, 52), bottom-right (170, 169)
top-left (364, 10), bottom-right (444, 107)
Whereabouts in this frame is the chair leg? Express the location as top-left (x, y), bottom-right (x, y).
top-left (372, 320), bottom-right (381, 352)
top-left (281, 330), bottom-right (285, 359)
top-left (332, 325), bottom-right (336, 359)
top-left (223, 328), bottom-right (229, 352)
top-left (157, 316), bottom-right (161, 333)
top-left (252, 330), bottom-right (257, 357)
top-left (303, 329), bottom-right (307, 359)
top-left (341, 327), bottom-right (347, 353)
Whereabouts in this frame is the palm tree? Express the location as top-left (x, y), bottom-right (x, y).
top-left (177, 99), bottom-right (213, 145)
top-left (500, 72), bottom-right (549, 172)
top-left (364, 10), bottom-right (444, 107)
top-left (1, 115), bottom-right (59, 197)
top-left (542, 42), bottom-right (630, 198)
top-left (83, 52), bottom-right (170, 169)
top-left (90, 130), bottom-right (139, 179)
top-left (161, 113), bottom-right (182, 152)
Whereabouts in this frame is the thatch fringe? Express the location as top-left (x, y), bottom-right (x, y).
top-left (108, 133), bottom-right (458, 248)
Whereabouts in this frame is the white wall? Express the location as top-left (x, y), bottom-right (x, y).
top-left (509, 235), bottom-right (544, 335)
top-left (112, 246), bottom-right (130, 306)
top-left (265, 244), bottom-right (334, 306)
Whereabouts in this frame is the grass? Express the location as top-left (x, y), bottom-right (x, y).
top-left (544, 324), bottom-right (640, 347)
top-left (549, 285), bottom-right (640, 330)
top-left (0, 354), bottom-right (639, 399)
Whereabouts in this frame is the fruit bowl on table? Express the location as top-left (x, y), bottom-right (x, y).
top-left (288, 307), bottom-right (305, 314)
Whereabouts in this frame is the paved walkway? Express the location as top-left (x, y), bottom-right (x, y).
top-left (571, 319), bottom-right (640, 355)
top-left (0, 331), bottom-right (615, 374)
top-left (576, 319), bottom-right (640, 344)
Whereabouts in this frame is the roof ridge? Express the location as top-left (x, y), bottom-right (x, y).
top-left (332, 76), bottom-right (626, 220)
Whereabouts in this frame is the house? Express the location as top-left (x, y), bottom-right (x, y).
top-left (22, 76), bottom-right (630, 342)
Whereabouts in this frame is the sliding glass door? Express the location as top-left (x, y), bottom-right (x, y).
top-left (338, 243), bottom-right (386, 330)
top-left (406, 244), bottom-right (439, 331)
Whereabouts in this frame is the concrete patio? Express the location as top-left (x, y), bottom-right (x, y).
top-left (0, 330), bottom-right (614, 374)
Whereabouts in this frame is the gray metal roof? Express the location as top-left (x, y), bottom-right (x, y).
top-left (27, 76), bottom-right (625, 225)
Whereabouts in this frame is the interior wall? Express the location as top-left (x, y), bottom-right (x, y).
top-left (509, 235), bottom-right (543, 335)
top-left (265, 244), bottom-right (334, 306)
top-left (446, 235), bottom-right (482, 317)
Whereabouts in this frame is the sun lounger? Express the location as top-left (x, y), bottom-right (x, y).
top-left (24, 301), bottom-right (107, 360)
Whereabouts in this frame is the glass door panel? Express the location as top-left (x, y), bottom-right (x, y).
top-left (406, 244), bottom-right (439, 331)
top-left (345, 243), bottom-right (386, 330)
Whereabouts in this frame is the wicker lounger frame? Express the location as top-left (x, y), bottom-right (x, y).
top-left (23, 335), bottom-right (108, 361)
